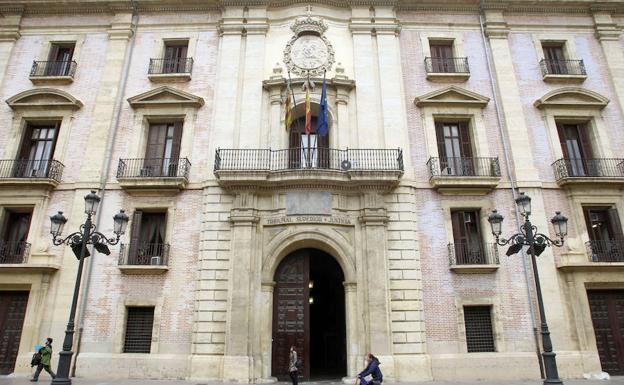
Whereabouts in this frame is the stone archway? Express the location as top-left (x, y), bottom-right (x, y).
top-left (271, 248), bottom-right (347, 381)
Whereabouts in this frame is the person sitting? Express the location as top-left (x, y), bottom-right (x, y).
top-left (356, 353), bottom-right (383, 385)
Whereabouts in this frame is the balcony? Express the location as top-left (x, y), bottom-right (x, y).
top-left (424, 57), bottom-right (470, 81)
top-left (0, 242), bottom-right (30, 264)
top-left (586, 240), bottom-right (624, 263)
top-left (118, 242), bottom-right (169, 274)
top-left (116, 158), bottom-right (191, 195)
top-left (539, 59), bottom-right (587, 82)
top-left (552, 158), bottom-right (624, 187)
top-left (448, 242), bottom-right (499, 273)
top-left (29, 60), bottom-right (77, 84)
top-left (0, 159), bottom-right (64, 188)
top-left (214, 148), bottom-right (404, 189)
top-left (427, 157), bottom-right (501, 195)
top-left (148, 58), bottom-right (193, 82)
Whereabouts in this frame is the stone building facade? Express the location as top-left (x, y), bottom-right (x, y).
top-left (0, 0), bottom-right (623, 382)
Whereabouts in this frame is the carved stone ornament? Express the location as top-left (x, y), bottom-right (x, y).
top-left (284, 15), bottom-right (335, 78)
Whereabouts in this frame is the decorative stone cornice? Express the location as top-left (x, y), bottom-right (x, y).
top-left (349, 18), bottom-right (401, 36)
top-left (128, 86), bottom-right (205, 109)
top-left (7, 88), bottom-right (83, 110)
top-left (533, 87), bottom-right (609, 110)
top-left (358, 208), bottom-right (388, 225)
top-left (414, 86), bottom-right (490, 108)
top-left (218, 17), bottom-right (269, 36)
top-left (592, 10), bottom-right (622, 41)
top-left (230, 208), bottom-right (260, 224)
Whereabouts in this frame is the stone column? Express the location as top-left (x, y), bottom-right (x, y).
top-left (265, 66), bottom-right (284, 149)
top-left (79, 11), bottom-right (134, 183)
top-left (593, 9), bottom-right (624, 115)
top-left (483, 10), bottom-right (539, 183)
top-left (334, 65), bottom-right (351, 149)
top-left (358, 193), bottom-right (393, 374)
top-left (223, 193), bottom-right (259, 381)
top-left (0, 8), bottom-right (21, 89)
top-left (344, 281), bottom-right (360, 378)
top-left (260, 281), bottom-right (276, 381)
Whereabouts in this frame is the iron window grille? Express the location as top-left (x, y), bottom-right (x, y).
top-left (123, 307), bottom-right (155, 353)
top-left (464, 306), bottom-right (495, 353)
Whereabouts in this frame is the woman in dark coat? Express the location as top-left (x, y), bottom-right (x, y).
top-left (288, 346), bottom-right (299, 385)
top-left (357, 353), bottom-right (383, 385)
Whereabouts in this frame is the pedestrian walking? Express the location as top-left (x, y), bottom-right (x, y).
top-left (288, 345), bottom-right (299, 385)
top-left (356, 353), bottom-right (382, 385)
top-left (30, 338), bottom-right (55, 382)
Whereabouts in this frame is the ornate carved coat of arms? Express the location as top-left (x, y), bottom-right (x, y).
top-left (284, 16), bottom-right (335, 78)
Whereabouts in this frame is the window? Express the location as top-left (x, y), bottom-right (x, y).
top-left (143, 122), bottom-right (183, 177)
top-left (435, 121), bottom-right (473, 176)
top-left (123, 307), bottom-right (155, 353)
top-left (556, 122), bottom-right (593, 177)
top-left (464, 306), bottom-right (495, 352)
top-left (429, 41), bottom-right (455, 72)
top-left (0, 208), bottom-right (32, 263)
top-left (163, 41), bottom-right (188, 73)
top-left (584, 207), bottom-right (624, 262)
top-left (15, 122), bottom-right (59, 178)
top-left (46, 43), bottom-right (75, 76)
top-left (451, 210), bottom-right (485, 264)
top-left (542, 43), bottom-right (567, 74)
top-left (289, 115), bottom-right (329, 169)
top-left (128, 210), bottom-right (167, 265)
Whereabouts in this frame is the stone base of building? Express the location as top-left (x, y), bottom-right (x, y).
top-left (75, 353), bottom-right (190, 379)
top-left (430, 352), bottom-right (540, 381)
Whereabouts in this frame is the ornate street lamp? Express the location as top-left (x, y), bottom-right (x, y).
top-left (487, 192), bottom-right (568, 385)
top-left (49, 190), bottom-right (128, 385)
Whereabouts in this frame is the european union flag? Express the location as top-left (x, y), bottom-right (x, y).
top-left (317, 75), bottom-right (329, 137)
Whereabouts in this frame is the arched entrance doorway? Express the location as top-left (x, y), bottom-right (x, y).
top-left (271, 248), bottom-right (347, 381)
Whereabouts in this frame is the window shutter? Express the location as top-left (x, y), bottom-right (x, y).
top-left (435, 122), bottom-right (446, 159)
top-left (171, 122), bottom-right (183, 161)
top-left (555, 122), bottom-right (569, 159)
top-left (47, 44), bottom-right (60, 62)
top-left (459, 122), bottom-right (472, 158)
top-left (451, 211), bottom-right (467, 244)
top-left (578, 124), bottom-right (593, 159)
top-left (128, 210), bottom-right (143, 262)
top-left (18, 125), bottom-right (34, 160)
top-left (607, 209), bottom-right (624, 241)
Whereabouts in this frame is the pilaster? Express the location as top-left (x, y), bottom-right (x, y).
top-left (483, 10), bottom-right (539, 184)
top-left (0, 7), bottom-right (22, 90)
top-left (592, 9), bottom-right (624, 116)
top-left (79, 11), bottom-right (135, 183)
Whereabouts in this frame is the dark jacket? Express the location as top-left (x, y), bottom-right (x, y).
top-left (358, 358), bottom-right (382, 382)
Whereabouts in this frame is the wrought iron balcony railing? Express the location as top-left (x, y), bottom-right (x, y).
top-left (425, 57), bottom-right (469, 74)
top-left (0, 241), bottom-right (30, 264)
top-left (148, 58), bottom-right (193, 75)
top-left (30, 60), bottom-right (77, 77)
top-left (427, 157), bottom-right (501, 178)
top-left (552, 158), bottom-right (624, 180)
top-left (449, 242), bottom-right (499, 265)
top-left (214, 148), bottom-right (404, 172)
top-left (0, 159), bottom-right (64, 182)
top-left (586, 240), bottom-right (624, 262)
top-left (539, 59), bottom-right (586, 76)
top-left (117, 158), bottom-right (191, 179)
top-left (119, 242), bottom-right (170, 266)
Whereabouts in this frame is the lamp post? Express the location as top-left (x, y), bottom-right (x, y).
top-left (49, 190), bottom-right (129, 385)
top-left (488, 192), bottom-right (568, 385)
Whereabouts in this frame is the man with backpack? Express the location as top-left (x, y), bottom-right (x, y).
top-left (30, 338), bottom-right (55, 381)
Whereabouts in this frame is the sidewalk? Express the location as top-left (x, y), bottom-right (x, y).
top-left (1, 377), bottom-right (624, 385)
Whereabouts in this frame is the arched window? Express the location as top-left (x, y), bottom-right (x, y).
top-left (288, 110), bottom-right (329, 169)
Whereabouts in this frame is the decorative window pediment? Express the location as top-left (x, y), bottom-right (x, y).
top-left (414, 86), bottom-right (489, 108)
top-left (6, 88), bottom-right (83, 110)
top-left (534, 87), bottom-right (609, 109)
top-left (127, 86), bottom-right (204, 109)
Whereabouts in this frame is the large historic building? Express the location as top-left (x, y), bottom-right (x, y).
top-left (1, 0), bottom-right (624, 382)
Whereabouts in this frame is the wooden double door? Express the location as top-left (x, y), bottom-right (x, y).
top-left (0, 291), bottom-right (29, 374)
top-left (587, 290), bottom-right (624, 375)
top-left (271, 249), bottom-right (347, 381)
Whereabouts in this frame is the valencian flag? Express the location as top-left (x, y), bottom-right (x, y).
top-left (304, 88), bottom-right (312, 135)
top-left (284, 83), bottom-right (293, 131)
top-left (317, 74), bottom-right (329, 136)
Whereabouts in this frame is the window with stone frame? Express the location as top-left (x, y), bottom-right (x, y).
top-left (555, 121), bottom-right (593, 177)
top-left (542, 42), bottom-right (568, 74)
top-left (46, 42), bottom-right (75, 76)
top-left (163, 40), bottom-right (189, 73)
top-left (429, 40), bottom-right (455, 72)
top-left (143, 121), bottom-right (183, 177)
top-left (15, 121), bottom-right (60, 178)
top-left (435, 121), bottom-right (474, 176)
top-left (584, 206), bottom-right (624, 262)
top-left (123, 306), bottom-right (155, 353)
top-left (0, 208), bottom-right (32, 264)
top-left (463, 305), bottom-right (495, 352)
top-left (127, 210), bottom-right (167, 265)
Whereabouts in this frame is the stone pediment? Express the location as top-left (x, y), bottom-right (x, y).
top-left (127, 86), bottom-right (204, 109)
top-left (6, 88), bottom-right (83, 110)
top-left (534, 87), bottom-right (609, 109)
top-left (414, 86), bottom-right (490, 108)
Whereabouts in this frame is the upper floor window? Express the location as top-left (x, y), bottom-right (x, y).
top-left (14, 122), bottom-right (60, 178)
top-left (435, 121), bottom-right (473, 176)
top-left (45, 42), bottom-right (75, 76)
top-left (289, 115), bottom-right (329, 169)
top-left (584, 206), bottom-right (624, 262)
top-left (127, 210), bottom-right (168, 265)
top-left (429, 41), bottom-right (455, 73)
top-left (556, 122), bottom-right (592, 177)
top-left (162, 41), bottom-right (189, 74)
top-left (542, 42), bottom-right (567, 74)
top-left (451, 209), bottom-right (485, 264)
top-left (0, 208), bottom-right (32, 264)
top-left (143, 122), bottom-right (183, 177)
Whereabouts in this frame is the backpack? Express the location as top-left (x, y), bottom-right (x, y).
top-left (31, 352), bottom-right (42, 367)
top-left (295, 359), bottom-right (304, 370)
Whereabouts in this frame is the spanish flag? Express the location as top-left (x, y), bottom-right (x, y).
top-left (304, 88), bottom-right (311, 135)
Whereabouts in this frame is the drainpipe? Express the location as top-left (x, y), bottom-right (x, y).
top-left (70, 3), bottom-right (139, 377)
top-left (478, 2), bottom-right (545, 378)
